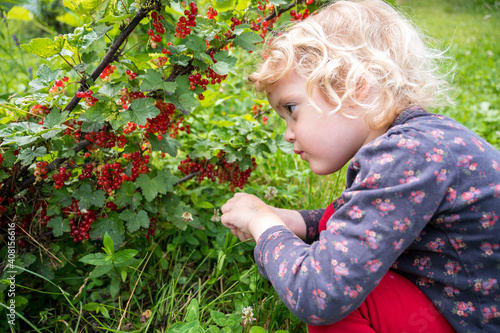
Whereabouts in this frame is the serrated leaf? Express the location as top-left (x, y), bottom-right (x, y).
top-left (234, 32), bottom-right (262, 51)
top-left (119, 209), bottom-right (150, 233)
top-left (37, 64), bottom-right (62, 84)
top-left (103, 232), bottom-right (114, 255)
top-left (20, 36), bottom-right (65, 58)
top-left (148, 133), bottom-right (181, 157)
top-left (177, 93), bottom-right (200, 114)
top-left (122, 98), bottom-right (159, 126)
top-left (213, 0), bottom-right (236, 12)
top-left (140, 70), bottom-right (177, 93)
top-left (50, 187), bottom-right (73, 207)
top-left (47, 216), bottom-right (70, 237)
top-left (135, 171), bottom-right (178, 202)
top-left (44, 109), bottom-right (69, 128)
top-left (80, 252), bottom-right (109, 266)
top-left (112, 249), bottom-right (138, 264)
top-left (97, 13), bottom-right (133, 23)
top-left (90, 265), bottom-right (113, 278)
top-left (17, 146), bottom-right (46, 166)
top-left (72, 183), bottom-right (106, 210)
top-left (90, 216), bottom-right (125, 249)
top-left (211, 62), bottom-right (231, 76)
top-left (98, 82), bottom-right (123, 98)
top-left (114, 182), bottom-right (142, 209)
top-left (185, 34), bottom-right (206, 52)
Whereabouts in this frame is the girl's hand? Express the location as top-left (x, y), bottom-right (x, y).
top-left (221, 193), bottom-right (285, 242)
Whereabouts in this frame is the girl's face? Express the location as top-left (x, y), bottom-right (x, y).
top-left (267, 71), bottom-right (386, 175)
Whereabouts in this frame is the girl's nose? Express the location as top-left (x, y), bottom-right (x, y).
top-left (284, 125), bottom-right (295, 143)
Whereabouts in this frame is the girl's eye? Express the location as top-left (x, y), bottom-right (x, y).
top-left (284, 104), bottom-right (295, 114)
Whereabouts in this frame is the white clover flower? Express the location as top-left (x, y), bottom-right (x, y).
top-left (181, 212), bottom-right (193, 222)
top-left (241, 306), bottom-right (256, 326)
top-left (210, 209), bottom-right (221, 222)
top-left (264, 186), bottom-right (278, 201)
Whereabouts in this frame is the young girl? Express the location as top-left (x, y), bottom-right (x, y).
top-left (220, 0), bottom-right (500, 332)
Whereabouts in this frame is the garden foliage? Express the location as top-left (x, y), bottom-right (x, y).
top-left (0, 0), bottom-right (324, 331)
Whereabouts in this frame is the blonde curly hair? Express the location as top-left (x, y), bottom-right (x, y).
top-left (249, 0), bottom-right (453, 129)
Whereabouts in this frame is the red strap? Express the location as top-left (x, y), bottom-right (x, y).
top-left (318, 202), bottom-right (336, 233)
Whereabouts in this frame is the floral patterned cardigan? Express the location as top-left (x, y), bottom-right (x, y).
top-left (254, 107), bottom-right (500, 332)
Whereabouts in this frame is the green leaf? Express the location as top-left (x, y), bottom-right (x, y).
top-left (213, 0), bottom-right (236, 12)
top-left (50, 188), bottom-right (73, 207)
top-left (210, 311), bottom-right (227, 326)
top-left (119, 209), bottom-right (150, 233)
top-left (148, 133), bottom-right (181, 157)
top-left (122, 98), bottom-right (160, 126)
top-left (185, 34), bottom-right (206, 52)
top-left (82, 302), bottom-right (101, 311)
top-left (109, 276), bottom-right (120, 298)
top-left (140, 69), bottom-right (177, 93)
top-left (20, 36), bottom-right (65, 58)
top-left (44, 109), bottom-right (69, 128)
top-left (80, 252), bottom-right (109, 266)
top-left (135, 172), bottom-right (178, 202)
top-left (90, 215), bottom-right (125, 249)
top-left (72, 184), bottom-right (106, 210)
top-left (112, 249), bottom-right (138, 264)
top-left (211, 62), bottom-right (231, 76)
top-left (17, 146), bottom-right (46, 166)
top-left (47, 216), bottom-right (70, 237)
top-left (98, 82), bottom-right (123, 98)
top-left (114, 182), bottom-right (142, 209)
top-left (103, 232), bottom-right (114, 255)
top-left (249, 327), bottom-right (268, 333)
top-left (90, 265), bottom-right (113, 278)
top-left (177, 93), bottom-right (200, 114)
top-left (185, 299), bottom-right (199, 322)
top-left (234, 32), bottom-right (262, 51)
top-left (37, 64), bottom-right (62, 84)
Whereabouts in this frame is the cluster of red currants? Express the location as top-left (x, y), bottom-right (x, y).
top-left (125, 69), bottom-right (138, 81)
top-left (49, 76), bottom-right (69, 94)
top-left (36, 200), bottom-right (50, 226)
top-left (30, 104), bottom-right (49, 116)
top-left (96, 162), bottom-right (124, 195)
top-left (64, 199), bottom-right (97, 243)
top-left (99, 64), bottom-right (117, 80)
top-left (76, 89), bottom-right (99, 107)
top-left (289, 8), bottom-right (311, 21)
top-left (230, 16), bottom-right (243, 31)
top-left (145, 217), bottom-right (157, 241)
top-left (216, 153), bottom-right (257, 190)
top-left (117, 87), bottom-right (145, 110)
top-left (175, 2), bottom-right (197, 39)
top-left (123, 152), bottom-right (150, 181)
top-left (78, 163), bottom-right (94, 180)
top-left (178, 152), bottom-right (257, 190)
top-left (34, 161), bottom-right (50, 182)
top-left (0, 196), bottom-right (16, 217)
top-left (148, 11), bottom-right (166, 48)
top-left (84, 129), bottom-right (126, 149)
top-left (143, 100), bottom-right (176, 137)
top-left (251, 104), bottom-right (268, 124)
top-left (52, 166), bottom-right (72, 190)
top-left (206, 6), bottom-right (218, 19)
